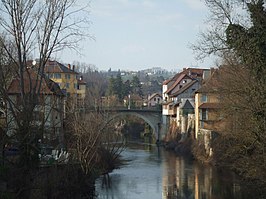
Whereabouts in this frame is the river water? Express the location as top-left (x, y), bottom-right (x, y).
top-left (95, 144), bottom-right (258, 199)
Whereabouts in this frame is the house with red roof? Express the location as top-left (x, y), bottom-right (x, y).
top-left (44, 60), bottom-right (79, 97)
top-left (195, 69), bottom-right (225, 139)
top-left (162, 68), bottom-right (210, 134)
top-left (144, 93), bottom-right (162, 107)
top-left (6, 68), bottom-right (65, 146)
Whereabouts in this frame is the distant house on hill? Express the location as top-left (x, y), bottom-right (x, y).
top-left (124, 94), bottom-right (143, 109)
top-left (144, 93), bottom-right (162, 107)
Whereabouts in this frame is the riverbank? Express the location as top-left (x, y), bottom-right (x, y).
top-left (163, 135), bottom-right (266, 198)
top-left (0, 145), bottom-right (124, 198)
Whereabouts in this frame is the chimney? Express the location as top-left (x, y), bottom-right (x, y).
top-left (67, 64), bottom-right (71, 69)
top-left (73, 65), bottom-right (75, 71)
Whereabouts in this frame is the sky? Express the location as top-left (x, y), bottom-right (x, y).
top-left (59, 0), bottom-right (216, 71)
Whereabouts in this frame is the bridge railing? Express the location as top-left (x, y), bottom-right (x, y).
top-left (83, 105), bottom-right (162, 112)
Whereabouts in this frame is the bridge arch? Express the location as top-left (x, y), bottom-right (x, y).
top-left (107, 109), bottom-right (163, 141)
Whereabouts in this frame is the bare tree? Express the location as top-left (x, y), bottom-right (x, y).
top-left (193, 0), bottom-right (266, 183)
top-left (0, 0), bottom-right (90, 168)
top-left (74, 62), bottom-right (109, 109)
top-left (66, 111), bottom-right (125, 175)
top-left (191, 0), bottom-right (251, 61)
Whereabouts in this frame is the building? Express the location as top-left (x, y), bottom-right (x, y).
top-left (168, 80), bottom-right (200, 127)
top-left (124, 94), bottom-right (143, 109)
top-left (77, 76), bottom-right (86, 109)
top-left (145, 93), bottom-right (162, 107)
top-left (7, 69), bottom-right (65, 146)
top-left (194, 69), bottom-right (226, 156)
top-left (162, 73), bottom-right (193, 118)
top-left (194, 69), bottom-right (224, 138)
top-left (44, 60), bottom-right (78, 97)
top-left (162, 68), bottom-right (211, 138)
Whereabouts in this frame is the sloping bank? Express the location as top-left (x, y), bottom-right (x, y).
top-left (162, 116), bottom-right (266, 196)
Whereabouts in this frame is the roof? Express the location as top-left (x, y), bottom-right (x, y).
top-left (78, 78), bottom-right (86, 85)
top-left (148, 93), bottom-right (162, 100)
top-left (163, 68), bottom-right (208, 85)
top-left (182, 68), bottom-right (206, 79)
top-left (169, 80), bottom-right (198, 97)
top-left (181, 100), bottom-right (194, 109)
top-left (125, 94), bottom-right (143, 100)
top-left (165, 74), bottom-right (192, 94)
top-left (199, 103), bottom-right (221, 109)
top-left (7, 69), bottom-right (64, 96)
top-left (44, 60), bottom-right (78, 74)
top-left (196, 69), bottom-right (220, 93)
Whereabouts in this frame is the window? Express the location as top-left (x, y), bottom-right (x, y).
top-left (201, 94), bottom-right (207, 102)
top-left (154, 98), bottom-right (156, 101)
top-left (54, 73), bottom-right (61, 79)
top-left (74, 83), bottom-right (77, 89)
top-left (200, 108), bottom-right (208, 120)
top-left (65, 74), bottom-right (71, 79)
top-left (66, 83), bottom-right (70, 88)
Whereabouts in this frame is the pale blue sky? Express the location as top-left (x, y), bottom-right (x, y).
top-left (59, 0), bottom-right (215, 71)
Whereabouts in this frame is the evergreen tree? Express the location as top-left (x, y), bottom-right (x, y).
top-left (131, 76), bottom-right (143, 97)
top-left (107, 76), bottom-right (115, 96)
top-left (122, 80), bottom-right (131, 97)
top-left (114, 72), bottom-right (124, 101)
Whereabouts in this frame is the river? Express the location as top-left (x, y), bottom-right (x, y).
top-left (95, 144), bottom-right (260, 199)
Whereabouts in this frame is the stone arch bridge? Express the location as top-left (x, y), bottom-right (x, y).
top-left (105, 108), bottom-right (166, 141)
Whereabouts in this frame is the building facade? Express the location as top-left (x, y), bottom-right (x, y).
top-left (7, 69), bottom-right (65, 146)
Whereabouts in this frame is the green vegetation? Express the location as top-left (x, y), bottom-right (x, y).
top-left (107, 72), bottom-right (143, 102)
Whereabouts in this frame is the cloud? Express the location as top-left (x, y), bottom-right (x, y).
top-left (183, 0), bottom-right (206, 10)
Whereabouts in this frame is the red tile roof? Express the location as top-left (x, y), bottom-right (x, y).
top-left (199, 103), bottom-right (221, 109)
top-left (44, 60), bottom-right (78, 74)
top-left (196, 68), bottom-right (221, 93)
top-left (169, 80), bottom-right (198, 97)
top-left (148, 93), bottom-right (162, 100)
top-left (8, 69), bottom-right (63, 96)
top-left (78, 78), bottom-right (86, 85)
top-left (165, 74), bottom-right (192, 94)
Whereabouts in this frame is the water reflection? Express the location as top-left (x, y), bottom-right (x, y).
top-left (161, 152), bottom-right (242, 199)
top-left (95, 144), bottom-right (257, 199)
